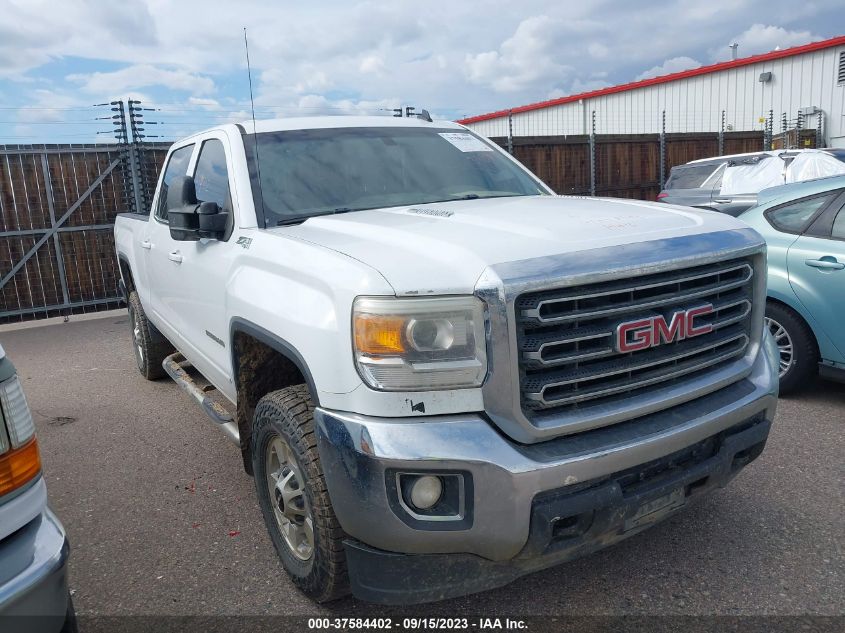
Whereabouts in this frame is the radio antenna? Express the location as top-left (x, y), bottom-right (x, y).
top-left (243, 27), bottom-right (265, 218)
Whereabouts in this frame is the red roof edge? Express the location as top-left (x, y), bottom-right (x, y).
top-left (457, 35), bottom-right (845, 125)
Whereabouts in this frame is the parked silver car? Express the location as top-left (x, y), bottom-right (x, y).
top-left (0, 343), bottom-right (75, 633)
top-left (658, 149), bottom-right (845, 216)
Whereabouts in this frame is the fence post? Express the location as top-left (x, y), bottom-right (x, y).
top-left (110, 100), bottom-right (137, 215)
top-left (796, 109), bottom-right (803, 147)
top-left (589, 111), bottom-right (596, 196)
top-left (659, 110), bottom-right (666, 190)
top-left (765, 109), bottom-right (773, 150)
top-left (718, 110), bottom-right (725, 155)
top-left (816, 111), bottom-right (824, 148)
top-left (507, 109), bottom-right (514, 155)
top-left (781, 112), bottom-right (788, 149)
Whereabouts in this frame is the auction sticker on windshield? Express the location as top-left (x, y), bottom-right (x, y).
top-left (438, 132), bottom-right (494, 152)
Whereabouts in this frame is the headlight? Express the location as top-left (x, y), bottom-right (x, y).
top-left (352, 296), bottom-right (487, 391)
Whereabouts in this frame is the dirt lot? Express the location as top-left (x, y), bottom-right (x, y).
top-left (1, 313), bottom-right (843, 617)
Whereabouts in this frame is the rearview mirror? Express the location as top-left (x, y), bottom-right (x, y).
top-left (167, 177), bottom-right (229, 241)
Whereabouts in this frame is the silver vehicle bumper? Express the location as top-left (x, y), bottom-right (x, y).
top-left (317, 335), bottom-right (777, 559)
top-left (0, 507), bottom-right (70, 629)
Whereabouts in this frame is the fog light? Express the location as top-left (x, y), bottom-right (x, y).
top-left (409, 475), bottom-right (443, 510)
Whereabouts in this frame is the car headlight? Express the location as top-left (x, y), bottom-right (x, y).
top-left (352, 296), bottom-right (487, 391)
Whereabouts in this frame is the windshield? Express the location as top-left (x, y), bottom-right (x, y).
top-left (244, 126), bottom-right (548, 226)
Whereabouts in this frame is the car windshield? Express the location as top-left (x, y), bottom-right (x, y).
top-left (244, 126), bottom-right (548, 226)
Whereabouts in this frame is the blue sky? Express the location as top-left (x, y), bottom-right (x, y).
top-left (0, 0), bottom-right (842, 143)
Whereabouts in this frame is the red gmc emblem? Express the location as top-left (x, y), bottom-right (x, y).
top-left (615, 304), bottom-right (714, 353)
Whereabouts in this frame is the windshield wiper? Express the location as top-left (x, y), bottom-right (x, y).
top-left (276, 207), bottom-right (357, 226)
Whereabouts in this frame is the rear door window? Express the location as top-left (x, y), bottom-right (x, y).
top-left (765, 191), bottom-right (838, 234)
top-left (155, 144), bottom-right (195, 222)
top-left (665, 164), bottom-right (720, 190)
top-left (832, 207), bottom-right (845, 240)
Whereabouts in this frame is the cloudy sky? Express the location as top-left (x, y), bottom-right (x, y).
top-left (0, 0), bottom-right (842, 143)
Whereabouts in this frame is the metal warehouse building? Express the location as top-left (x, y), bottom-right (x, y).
top-left (460, 35), bottom-right (845, 148)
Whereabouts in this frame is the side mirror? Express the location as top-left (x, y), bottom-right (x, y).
top-left (196, 201), bottom-right (229, 240)
top-left (167, 177), bottom-right (229, 241)
top-left (167, 176), bottom-right (200, 241)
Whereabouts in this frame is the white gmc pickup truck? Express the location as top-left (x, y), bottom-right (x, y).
top-left (114, 116), bottom-right (779, 604)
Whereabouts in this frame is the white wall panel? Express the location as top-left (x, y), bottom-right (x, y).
top-left (464, 46), bottom-right (845, 146)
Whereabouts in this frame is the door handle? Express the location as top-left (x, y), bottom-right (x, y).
top-left (168, 251), bottom-right (183, 264)
top-left (141, 239), bottom-right (152, 250)
top-left (805, 258), bottom-right (844, 270)
top-left (713, 198), bottom-right (732, 204)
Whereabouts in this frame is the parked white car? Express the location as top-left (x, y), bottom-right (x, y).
top-left (658, 148), bottom-right (845, 216)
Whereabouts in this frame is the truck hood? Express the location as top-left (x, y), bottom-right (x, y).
top-left (271, 195), bottom-right (745, 295)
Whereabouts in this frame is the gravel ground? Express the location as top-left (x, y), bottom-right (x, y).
top-left (1, 313), bottom-right (842, 619)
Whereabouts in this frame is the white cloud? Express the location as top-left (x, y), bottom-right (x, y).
top-left (635, 56), bottom-right (702, 81)
top-left (359, 55), bottom-right (386, 75)
top-left (67, 64), bottom-right (215, 95)
top-left (187, 97), bottom-right (222, 110)
top-left (464, 15), bottom-right (576, 93)
top-left (0, 0), bottom-right (841, 137)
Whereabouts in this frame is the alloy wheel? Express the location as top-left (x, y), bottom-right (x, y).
top-left (765, 316), bottom-right (794, 378)
top-left (265, 435), bottom-right (315, 561)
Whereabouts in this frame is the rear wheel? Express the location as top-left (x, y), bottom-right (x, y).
top-left (127, 291), bottom-right (172, 380)
top-left (765, 301), bottom-right (818, 395)
top-left (251, 385), bottom-right (349, 602)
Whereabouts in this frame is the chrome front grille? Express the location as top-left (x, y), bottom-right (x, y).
top-left (515, 259), bottom-right (754, 421)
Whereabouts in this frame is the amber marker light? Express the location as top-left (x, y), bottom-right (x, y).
top-left (0, 438), bottom-right (41, 497)
top-left (354, 314), bottom-right (408, 355)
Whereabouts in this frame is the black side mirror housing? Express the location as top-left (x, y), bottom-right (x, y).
top-left (167, 177), bottom-right (229, 241)
top-left (167, 176), bottom-right (200, 241)
top-left (197, 201), bottom-right (229, 240)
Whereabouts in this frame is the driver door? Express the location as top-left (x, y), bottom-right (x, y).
top-left (163, 136), bottom-right (238, 393)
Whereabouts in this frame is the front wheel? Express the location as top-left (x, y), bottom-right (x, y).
top-left (251, 385), bottom-right (349, 602)
top-left (765, 301), bottom-right (818, 395)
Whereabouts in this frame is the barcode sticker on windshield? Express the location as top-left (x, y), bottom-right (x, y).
top-left (438, 132), bottom-right (493, 152)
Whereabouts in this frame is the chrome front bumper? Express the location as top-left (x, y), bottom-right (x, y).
top-left (316, 333), bottom-right (779, 562)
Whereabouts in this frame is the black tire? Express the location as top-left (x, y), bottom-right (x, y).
top-left (127, 290), bottom-right (172, 380)
top-left (766, 301), bottom-right (818, 395)
top-left (251, 385), bottom-right (349, 602)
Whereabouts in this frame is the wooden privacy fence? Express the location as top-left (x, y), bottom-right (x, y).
top-left (0, 144), bottom-right (168, 323)
top-left (491, 130), bottom-right (770, 200)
